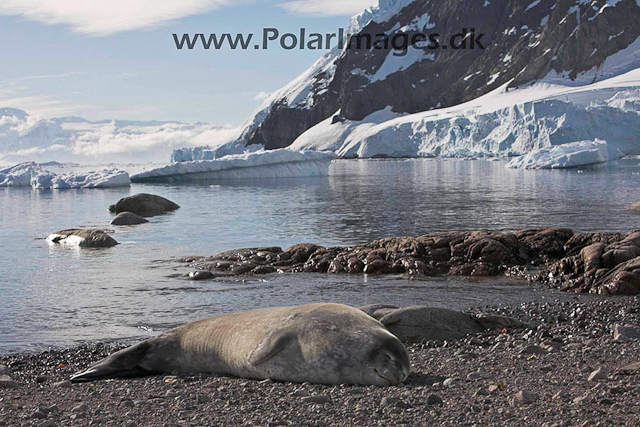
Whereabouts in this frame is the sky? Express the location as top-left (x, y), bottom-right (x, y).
top-left (0, 0), bottom-right (378, 125)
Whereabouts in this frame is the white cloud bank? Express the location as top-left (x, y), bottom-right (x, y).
top-left (0, 109), bottom-right (241, 164)
top-left (0, 0), bottom-right (232, 35)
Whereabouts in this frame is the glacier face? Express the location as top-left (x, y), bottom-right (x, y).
top-left (131, 150), bottom-right (336, 183)
top-left (284, 71), bottom-right (640, 160)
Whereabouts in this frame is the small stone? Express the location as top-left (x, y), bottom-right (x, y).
top-left (552, 391), bottom-right (570, 400)
top-left (302, 395), bottom-right (331, 404)
top-left (573, 395), bottom-right (590, 404)
top-left (380, 397), bottom-right (400, 407)
top-left (512, 390), bottom-right (538, 405)
top-left (426, 394), bottom-right (443, 406)
top-left (72, 403), bottom-right (89, 413)
top-left (473, 387), bottom-right (490, 397)
top-left (31, 411), bottom-right (47, 419)
top-left (35, 375), bottom-right (46, 383)
top-left (519, 345), bottom-right (546, 355)
top-left (163, 376), bottom-right (179, 384)
top-left (38, 421), bottom-right (55, 427)
top-left (52, 380), bottom-right (72, 388)
top-left (614, 324), bottom-right (640, 341)
top-left (588, 367), bottom-right (609, 382)
top-left (466, 372), bottom-right (483, 380)
top-left (195, 394), bottom-right (211, 404)
top-left (443, 378), bottom-right (457, 387)
top-left (488, 384), bottom-right (500, 394)
top-left (0, 375), bottom-right (18, 388)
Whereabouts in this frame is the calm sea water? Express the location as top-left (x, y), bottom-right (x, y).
top-left (0, 158), bottom-right (638, 353)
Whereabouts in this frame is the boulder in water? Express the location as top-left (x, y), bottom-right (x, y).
top-left (111, 212), bottom-right (149, 226)
top-left (109, 193), bottom-right (180, 217)
top-left (46, 229), bottom-right (118, 248)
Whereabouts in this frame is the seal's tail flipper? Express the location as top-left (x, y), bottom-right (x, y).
top-left (70, 342), bottom-right (157, 383)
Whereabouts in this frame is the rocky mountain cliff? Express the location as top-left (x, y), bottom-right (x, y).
top-left (239, 0), bottom-right (640, 151)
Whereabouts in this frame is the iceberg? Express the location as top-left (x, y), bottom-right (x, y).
top-left (506, 140), bottom-right (626, 169)
top-left (171, 146), bottom-right (216, 163)
top-left (131, 150), bottom-right (335, 183)
top-left (0, 162), bottom-right (38, 187)
top-left (31, 169), bottom-right (131, 189)
top-left (0, 162), bottom-right (130, 188)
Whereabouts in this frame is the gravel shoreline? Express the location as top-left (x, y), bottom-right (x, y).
top-left (1, 296), bottom-right (639, 427)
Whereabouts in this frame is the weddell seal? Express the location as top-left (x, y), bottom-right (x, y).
top-left (70, 303), bottom-right (410, 386)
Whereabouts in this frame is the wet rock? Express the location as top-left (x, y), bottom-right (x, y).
top-left (109, 193), bottom-right (180, 217)
top-left (188, 270), bottom-right (215, 281)
top-left (626, 202), bottom-right (640, 212)
top-left (47, 229), bottom-right (118, 248)
top-left (111, 212), bottom-right (149, 226)
top-left (516, 228), bottom-right (574, 259)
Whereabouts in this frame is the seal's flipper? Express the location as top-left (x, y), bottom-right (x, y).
top-left (248, 329), bottom-right (296, 366)
top-left (70, 342), bottom-right (157, 383)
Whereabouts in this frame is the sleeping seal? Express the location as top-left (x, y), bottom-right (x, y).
top-left (71, 303), bottom-right (410, 386)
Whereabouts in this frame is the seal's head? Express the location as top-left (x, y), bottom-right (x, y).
top-left (362, 335), bottom-right (410, 386)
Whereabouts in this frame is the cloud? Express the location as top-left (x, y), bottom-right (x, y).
top-left (0, 94), bottom-right (89, 117)
top-left (253, 91), bottom-right (270, 101)
top-left (0, 0), bottom-right (233, 35)
top-left (278, 0), bottom-right (377, 16)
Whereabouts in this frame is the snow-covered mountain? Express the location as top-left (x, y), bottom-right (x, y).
top-left (227, 0), bottom-right (640, 158)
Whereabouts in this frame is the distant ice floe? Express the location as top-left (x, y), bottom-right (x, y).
top-left (0, 162), bottom-right (130, 189)
top-left (131, 149), bottom-right (335, 183)
top-left (506, 140), bottom-right (626, 169)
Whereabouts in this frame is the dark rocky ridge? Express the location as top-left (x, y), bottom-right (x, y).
top-left (179, 228), bottom-right (640, 295)
top-left (245, 0), bottom-right (640, 151)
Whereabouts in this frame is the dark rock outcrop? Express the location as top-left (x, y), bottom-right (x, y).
top-left (181, 228), bottom-right (640, 295)
top-left (110, 212), bottom-right (149, 226)
top-left (547, 231), bottom-right (640, 294)
top-left (109, 194), bottom-right (180, 217)
top-left (46, 229), bottom-right (118, 248)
